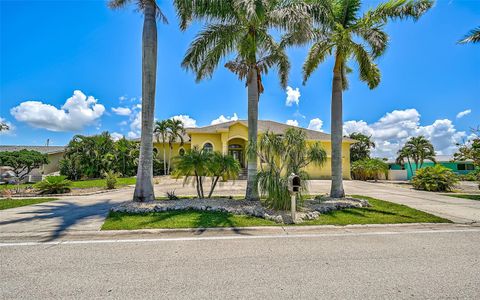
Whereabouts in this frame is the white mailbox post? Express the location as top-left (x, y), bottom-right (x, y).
top-left (287, 173), bottom-right (301, 223)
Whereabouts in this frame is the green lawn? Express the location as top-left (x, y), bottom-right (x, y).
top-left (102, 195), bottom-right (450, 230)
top-left (102, 210), bottom-right (278, 230)
top-left (445, 194), bottom-right (480, 201)
top-left (300, 195), bottom-right (451, 226)
top-left (0, 198), bottom-right (58, 210)
top-left (0, 177), bottom-right (136, 190)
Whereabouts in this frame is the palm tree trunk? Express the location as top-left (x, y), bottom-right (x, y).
top-left (162, 139), bottom-right (167, 176)
top-left (330, 55), bottom-right (345, 198)
top-left (245, 68), bottom-right (260, 201)
top-left (168, 145), bottom-right (173, 175)
top-left (208, 176), bottom-right (220, 198)
top-left (133, 2), bottom-right (157, 202)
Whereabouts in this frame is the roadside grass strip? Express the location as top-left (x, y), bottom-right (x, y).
top-left (102, 195), bottom-right (450, 230)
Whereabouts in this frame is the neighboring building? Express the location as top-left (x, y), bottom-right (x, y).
top-left (387, 155), bottom-right (476, 180)
top-left (153, 120), bottom-right (356, 179)
top-left (0, 146), bottom-right (66, 180)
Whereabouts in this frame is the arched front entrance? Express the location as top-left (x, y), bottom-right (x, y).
top-left (228, 138), bottom-right (246, 168)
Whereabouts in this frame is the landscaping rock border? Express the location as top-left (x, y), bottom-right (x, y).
top-left (112, 197), bottom-right (370, 224)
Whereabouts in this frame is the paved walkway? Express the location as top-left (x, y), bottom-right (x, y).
top-left (0, 180), bottom-right (479, 241)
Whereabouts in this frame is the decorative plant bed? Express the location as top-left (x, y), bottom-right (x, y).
top-left (111, 196), bottom-right (370, 224)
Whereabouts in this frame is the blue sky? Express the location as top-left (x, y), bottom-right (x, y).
top-left (0, 0), bottom-right (479, 158)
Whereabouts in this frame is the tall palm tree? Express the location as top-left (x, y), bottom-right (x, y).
top-left (166, 118), bottom-right (186, 175)
top-left (108, 0), bottom-right (167, 202)
top-left (291, 0), bottom-right (432, 198)
top-left (174, 0), bottom-right (310, 200)
top-left (154, 120), bottom-right (169, 175)
top-left (459, 26), bottom-right (480, 44)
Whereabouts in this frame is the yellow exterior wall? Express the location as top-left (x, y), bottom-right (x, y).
top-left (181, 122), bottom-right (353, 179)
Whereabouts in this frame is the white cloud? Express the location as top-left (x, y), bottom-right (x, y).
top-left (286, 119), bottom-right (299, 127)
top-left (10, 90), bottom-right (105, 132)
top-left (119, 95), bottom-right (127, 102)
top-left (111, 107), bottom-right (132, 116)
top-left (111, 132), bottom-right (124, 141)
top-left (171, 115), bottom-right (197, 128)
top-left (127, 110), bottom-right (142, 139)
top-left (307, 118), bottom-right (324, 132)
top-left (456, 109), bottom-right (471, 118)
top-left (343, 108), bottom-right (466, 159)
top-left (285, 86), bottom-right (301, 106)
top-left (0, 117), bottom-right (14, 135)
top-left (211, 113), bottom-right (239, 125)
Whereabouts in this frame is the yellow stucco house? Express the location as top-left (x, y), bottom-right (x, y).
top-left (154, 120), bottom-right (355, 179)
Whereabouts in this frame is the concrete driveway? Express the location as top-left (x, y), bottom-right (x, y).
top-left (0, 179), bottom-right (479, 241)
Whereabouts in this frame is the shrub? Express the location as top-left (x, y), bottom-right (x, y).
top-left (411, 165), bottom-right (459, 192)
top-left (104, 171), bottom-right (118, 190)
top-left (35, 176), bottom-right (72, 194)
top-left (351, 158), bottom-right (388, 181)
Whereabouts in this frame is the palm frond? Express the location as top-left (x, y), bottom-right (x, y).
top-left (350, 41), bottom-right (380, 89)
top-left (108, 0), bottom-right (131, 9)
top-left (181, 23), bottom-right (242, 82)
top-left (335, 0), bottom-right (361, 27)
top-left (173, 0), bottom-right (238, 31)
top-left (361, 0), bottom-right (433, 25)
top-left (302, 40), bottom-right (333, 84)
top-left (458, 26), bottom-right (480, 44)
top-left (353, 24), bottom-right (389, 58)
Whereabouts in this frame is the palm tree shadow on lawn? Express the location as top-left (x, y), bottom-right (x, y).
top-left (0, 200), bottom-right (116, 242)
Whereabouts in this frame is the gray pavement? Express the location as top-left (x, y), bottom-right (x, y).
top-left (1, 224), bottom-right (479, 299)
top-left (1, 180), bottom-right (479, 242)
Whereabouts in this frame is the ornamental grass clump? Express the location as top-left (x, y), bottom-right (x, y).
top-left (254, 128), bottom-right (327, 210)
top-left (411, 165), bottom-right (459, 192)
top-left (104, 171), bottom-right (119, 190)
top-left (35, 176), bottom-right (72, 195)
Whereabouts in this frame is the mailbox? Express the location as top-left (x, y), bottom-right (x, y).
top-left (288, 173), bottom-right (301, 193)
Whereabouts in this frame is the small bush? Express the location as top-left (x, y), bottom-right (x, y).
top-left (35, 176), bottom-right (72, 194)
top-left (411, 165), bottom-right (458, 192)
top-left (351, 158), bottom-right (388, 181)
top-left (104, 171), bottom-right (118, 190)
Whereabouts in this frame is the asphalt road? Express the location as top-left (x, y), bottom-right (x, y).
top-left (1, 225), bottom-right (479, 299)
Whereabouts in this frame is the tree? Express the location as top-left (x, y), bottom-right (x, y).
top-left (173, 148), bottom-right (240, 198)
top-left (174, 0), bottom-right (309, 200)
top-left (114, 137), bottom-right (140, 176)
top-left (293, 0), bottom-right (432, 198)
top-left (349, 132), bottom-right (375, 162)
top-left (454, 128), bottom-right (480, 167)
top-left (254, 128), bottom-right (327, 210)
top-left (109, 0), bottom-right (167, 202)
top-left (0, 150), bottom-right (49, 180)
top-left (154, 120), bottom-right (170, 175)
top-left (396, 136), bottom-right (436, 174)
top-left (166, 118), bottom-right (186, 175)
top-left (458, 26), bottom-right (480, 44)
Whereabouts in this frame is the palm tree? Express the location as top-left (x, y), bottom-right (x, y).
top-left (349, 132), bottom-right (376, 162)
top-left (459, 26), bottom-right (480, 44)
top-left (0, 122), bottom-right (9, 132)
top-left (154, 120), bottom-right (169, 175)
top-left (166, 118), bottom-right (186, 175)
top-left (207, 152), bottom-right (241, 198)
top-left (397, 136), bottom-right (436, 174)
top-left (174, 0), bottom-right (310, 200)
top-left (108, 0), bottom-right (168, 202)
top-left (292, 0), bottom-right (433, 198)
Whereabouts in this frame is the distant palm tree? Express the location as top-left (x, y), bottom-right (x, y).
top-left (154, 120), bottom-right (170, 175)
top-left (291, 0), bottom-right (433, 198)
top-left (174, 0), bottom-right (310, 200)
top-left (0, 122), bottom-right (9, 132)
top-left (108, 0), bottom-right (168, 201)
top-left (166, 119), bottom-right (186, 175)
top-left (458, 26), bottom-right (480, 44)
top-left (396, 136), bottom-right (436, 175)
